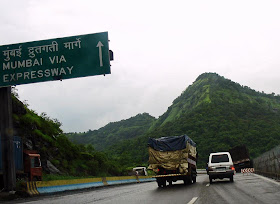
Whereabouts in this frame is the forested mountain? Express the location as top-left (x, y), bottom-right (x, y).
top-left (67, 113), bottom-right (156, 151)
top-left (101, 73), bottom-right (280, 168)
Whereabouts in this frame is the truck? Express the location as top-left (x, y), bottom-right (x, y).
top-left (229, 145), bottom-right (252, 172)
top-left (0, 136), bottom-right (42, 182)
top-left (148, 135), bottom-right (197, 187)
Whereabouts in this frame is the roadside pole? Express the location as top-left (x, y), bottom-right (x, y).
top-left (0, 87), bottom-right (16, 191)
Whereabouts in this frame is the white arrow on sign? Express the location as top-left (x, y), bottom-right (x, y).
top-left (96, 41), bottom-right (104, 67)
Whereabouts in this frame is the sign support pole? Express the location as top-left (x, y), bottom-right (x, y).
top-left (0, 87), bottom-right (16, 191)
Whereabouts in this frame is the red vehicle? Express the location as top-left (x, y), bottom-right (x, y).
top-left (24, 150), bottom-right (42, 181)
top-left (0, 136), bottom-right (42, 182)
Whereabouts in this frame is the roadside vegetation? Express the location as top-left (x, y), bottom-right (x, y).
top-left (12, 91), bottom-right (124, 179)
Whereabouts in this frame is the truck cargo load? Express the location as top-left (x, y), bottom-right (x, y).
top-left (229, 145), bottom-right (252, 172)
top-left (0, 136), bottom-right (23, 173)
top-left (148, 135), bottom-right (197, 187)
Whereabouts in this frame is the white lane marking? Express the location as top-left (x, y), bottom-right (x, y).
top-left (206, 183), bottom-right (210, 186)
top-left (254, 174), bottom-right (280, 185)
top-left (187, 197), bottom-right (198, 204)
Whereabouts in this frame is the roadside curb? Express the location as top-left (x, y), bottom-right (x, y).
top-left (25, 176), bottom-right (155, 195)
top-left (254, 173), bottom-right (280, 185)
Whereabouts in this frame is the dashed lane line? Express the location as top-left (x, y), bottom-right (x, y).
top-left (187, 197), bottom-right (198, 204)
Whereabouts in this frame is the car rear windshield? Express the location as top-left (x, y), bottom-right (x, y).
top-left (211, 154), bottom-right (229, 163)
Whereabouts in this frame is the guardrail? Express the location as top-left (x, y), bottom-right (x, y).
top-left (25, 176), bottom-right (156, 195)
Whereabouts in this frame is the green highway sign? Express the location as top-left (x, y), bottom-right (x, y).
top-left (0, 32), bottom-right (111, 87)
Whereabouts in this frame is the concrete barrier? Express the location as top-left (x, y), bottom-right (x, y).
top-left (27, 176), bottom-right (156, 195)
top-left (253, 145), bottom-right (280, 180)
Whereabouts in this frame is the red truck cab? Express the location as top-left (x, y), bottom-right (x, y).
top-left (23, 150), bottom-right (42, 181)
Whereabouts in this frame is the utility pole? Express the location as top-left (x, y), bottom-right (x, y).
top-left (0, 87), bottom-right (16, 191)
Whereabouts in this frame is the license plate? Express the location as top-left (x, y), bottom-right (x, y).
top-left (216, 167), bottom-right (226, 171)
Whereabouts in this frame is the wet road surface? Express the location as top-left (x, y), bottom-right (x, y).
top-left (10, 173), bottom-right (280, 204)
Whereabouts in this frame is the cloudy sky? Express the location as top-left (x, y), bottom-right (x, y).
top-left (1, 0), bottom-right (280, 133)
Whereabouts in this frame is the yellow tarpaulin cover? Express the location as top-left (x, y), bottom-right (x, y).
top-left (148, 143), bottom-right (196, 174)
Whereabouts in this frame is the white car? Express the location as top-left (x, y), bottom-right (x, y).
top-left (133, 167), bottom-right (148, 176)
top-left (207, 152), bottom-right (235, 183)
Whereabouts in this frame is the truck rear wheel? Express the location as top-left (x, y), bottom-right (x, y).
top-left (191, 170), bottom-right (197, 184)
top-left (156, 178), bottom-right (166, 188)
top-left (209, 176), bottom-right (213, 184)
top-left (183, 176), bottom-right (192, 185)
top-left (192, 176), bottom-right (196, 183)
top-left (156, 178), bottom-right (161, 187)
top-left (162, 180), bottom-right (166, 187)
top-left (157, 181), bottom-right (161, 187)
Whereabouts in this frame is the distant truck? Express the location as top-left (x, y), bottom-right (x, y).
top-left (0, 136), bottom-right (42, 181)
top-left (229, 145), bottom-right (252, 172)
top-left (148, 135), bottom-right (197, 187)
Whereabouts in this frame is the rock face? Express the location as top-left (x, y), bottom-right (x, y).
top-left (25, 139), bottom-right (33, 150)
top-left (46, 160), bottom-right (61, 174)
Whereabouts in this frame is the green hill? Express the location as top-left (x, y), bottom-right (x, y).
top-left (103, 73), bottom-right (280, 168)
top-left (11, 92), bottom-right (123, 178)
top-left (66, 113), bottom-right (156, 151)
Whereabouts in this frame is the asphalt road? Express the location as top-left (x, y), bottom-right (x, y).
top-left (11, 173), bottom-right (280, 204)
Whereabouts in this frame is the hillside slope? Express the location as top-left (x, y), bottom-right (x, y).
top-left (11, 93), bottom-right (122, 177)
top-left (67, 113), bottom-right (156, 151)
top-left (104, 73), bottom-right (280, 168)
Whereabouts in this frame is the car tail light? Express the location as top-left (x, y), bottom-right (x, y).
top-left (230, 165), bottom-right (235, 171)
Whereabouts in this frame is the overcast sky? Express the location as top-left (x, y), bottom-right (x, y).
top-left (1, 0), bottom-right (280, 133)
